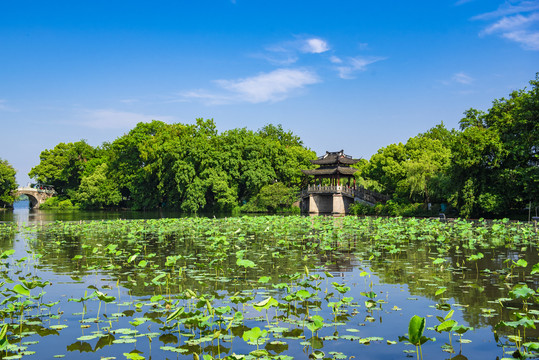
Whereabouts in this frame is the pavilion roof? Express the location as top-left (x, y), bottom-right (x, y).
top-left (302, 166), bottom-right (358, 176)
top-left (310, 150), bottom-right (360, 166)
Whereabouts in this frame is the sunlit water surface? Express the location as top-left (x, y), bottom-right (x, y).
top-left (0, 202), bottom-right (536, 359)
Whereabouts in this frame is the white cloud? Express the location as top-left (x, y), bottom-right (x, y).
top-left (301, 38), bottom-right (330, 54)
top-left (483, 12), bottom-right (539, 34)
top-left (253, 51), bottom-right (299, 66)
top-left (329, 56), bottom-right (343, 64)
top-left (473, 1), bottom-right (539, 50)
top-left (473, 1), bottom-right (539, 20)
top-left (502, 29), bottom-right (539, 49)
top-left (80, 109), bottom-right (175, 129)
top-left (452, 72), bottom-right (474, 84)
top-left (259, 36), bottom-right (329, 65)
top-left (182, 68), bottom-right (320, 104)
top-left (335, 56), bottom-right (386, 79)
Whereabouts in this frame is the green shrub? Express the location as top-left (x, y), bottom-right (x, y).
top-left (241, 183), bottom-right (298, 213)
top-left (349, 202), bottom-right (376, 215)
top-left (40, 197), bottom-right (79, 210)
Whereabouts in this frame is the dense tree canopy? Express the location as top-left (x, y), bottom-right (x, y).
top-left (28, 140), bottom-right (95, 198)
top-left (0, 159), bottom-right (17, 207)
top-left (361, 134), bottom-right (451, 204)
top-left (356, 75), bottom-right (539, 218)
top-left (447, 75), bottom-right (539, 217)
top-left (29, 120), bottom-right (316, 211)
top-left (25, 75), bottom-right (538, 218)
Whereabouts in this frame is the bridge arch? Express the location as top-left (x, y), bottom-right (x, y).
top-left (12, 187), bottom-right (56, 209)
top-left (14, 191), bottom-right (39, 208)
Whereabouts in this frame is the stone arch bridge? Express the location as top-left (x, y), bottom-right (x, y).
top-left (12, 187), bottom-right (56, 209)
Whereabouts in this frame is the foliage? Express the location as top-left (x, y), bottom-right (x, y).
top-left (242, 182), bottom-right (298, 213)
top-left (39, 197), bottom-right (79, 210)
top-left (362, 133), bottom-right (450, 205)
top-left (29, 120), bottom-right (315, 212)
top-left (1, 213), bottom-right (539, 359)
top-left (75, 163), bottom-right (122, 209)
top-left (28, 140), bottom-right (96, 197)
top-left (447, 75), bottom-right (539, 217)
top-left (0, 159), bottom-right (17, 207)
top-left (357, 74), bottom-right (539, 218)
top-left (348, 202), bottom-right (376, 216)
top-left (25, 76), bottom-right (538, 217)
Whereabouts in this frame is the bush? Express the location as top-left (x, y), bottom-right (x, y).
top-left (349, 202), bottom-right (376, 215)
top-left (241, 183), bottom-right (298, 213)
top-left (358, 200), bottom-right (442, 217)
top-left (40, 197), bottom-right (79, 210)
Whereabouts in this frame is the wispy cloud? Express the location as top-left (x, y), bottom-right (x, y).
top-left (440, 72), bottom-right (475, 86)
top-left (119, 98), bottom-right (139, 104)
top-left (472, 1), bottom-right (539, 20)
top-left (501, 30), bottom-right (539, 49)
top-left (452, 72), bottom-right (474, 84)
top-left (473, 1), bottom-right (539, 50)
top-left (182, 68), bottom-right (320, 104)
top-left (455, 0), bottom-right (476, 5)
top-left (358, 43), bottom-right (369, 50)
top-left (80, 109), bottom-right (175, 129)
top-left (260, 36), bottom-right (330, 64)
top-left (482, 12), bottom-right (539, 33)
top-left (335, 56), bottom-right (386, 79)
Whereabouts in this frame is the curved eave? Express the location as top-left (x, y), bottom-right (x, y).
top-left (302, 167), bottom-right (358, 176)
top-left (310, 157), bottom-right (360, 166)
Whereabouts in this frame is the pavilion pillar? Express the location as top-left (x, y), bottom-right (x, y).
top-left (309, 194), bottom-right (318, 214)
top-left (332, 193), bottom-right (345, 215)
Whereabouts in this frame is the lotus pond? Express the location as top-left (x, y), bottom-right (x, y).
top-left (0, 210), bottom-right (538, 360)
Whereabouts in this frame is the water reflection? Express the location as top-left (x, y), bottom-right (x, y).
top-left (0, 214), bottom-right (537, 359)
top-left (1, 200), bottom-right (206, 224)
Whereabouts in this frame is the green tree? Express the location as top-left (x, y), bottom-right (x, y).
top-left (243, 182), bottom-right (297, 213)
top-left (0, 159), bottom-right (17, 207)
top-left (28, 140), bottom-right (95, 196)
top-left (258, 182), bottom-right (297, 211)
top-left (363, 142), bottom-right (407, 196)
top-left (30, 119), bottom-right (316, 213)
top-left (363, 132), bottom-right (451, 204)
top-left (448, 126), bottom-right (504, 217)
top-left (400, 136), bottom-right (451, 203)
top-left (449, 75), bottom-right (538, 217)
top-left (75, 163), bottom-right (122, 209)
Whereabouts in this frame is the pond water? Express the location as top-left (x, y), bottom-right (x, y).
top-left (0, 205), bottom-right (538, 360)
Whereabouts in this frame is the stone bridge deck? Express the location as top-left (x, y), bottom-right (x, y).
top-left (301, 185), bottom-right (389, 204)
top-left (300, 185), bottom-right (389, 214)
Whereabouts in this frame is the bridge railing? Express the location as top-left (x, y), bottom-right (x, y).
top-left (16, 187), bottom-right (57, 195)
top-left (301, 185), bottom-right (389, 204)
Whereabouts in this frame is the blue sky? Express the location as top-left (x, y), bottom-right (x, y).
top-left (1, 0), bottom-right (538, 186)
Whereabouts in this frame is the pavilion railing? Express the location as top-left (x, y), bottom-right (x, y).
top-left (301, 185), bottom-right (389, 204)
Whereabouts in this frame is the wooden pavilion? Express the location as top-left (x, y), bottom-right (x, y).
top-left (300, 150), bottom-right (388, 214)
top-left (301, 150), bottom-right (359, 188)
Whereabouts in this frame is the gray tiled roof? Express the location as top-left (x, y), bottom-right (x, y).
top-left (310, 150), bottom-right (360, 165)
top-left (301, 166), bottom-right (358, 176)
